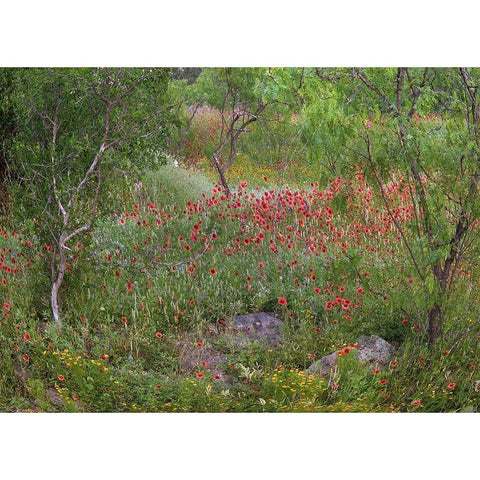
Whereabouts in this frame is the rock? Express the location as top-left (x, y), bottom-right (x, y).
top-left (232, 312), bottom-right (283, 345)
top-left (46, 388), bottom-right (65, 406)
top-left (306, 351), bottom-right (338, 377)
top-left (177, 338), bottom-right (228, 376)
top-left (306, 334), bottom-right (395, 377)
top-left (355, 335), bottom-right (395, 366)
top-left (14, 365), bottom-right (31, 385)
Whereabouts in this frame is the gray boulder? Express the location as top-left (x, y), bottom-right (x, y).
top-left (355, 335), bottom-right (395, 366)
top-left (232, 312), bottom-right (283, 345)
top-left (306, 334), bottom-right (395, 377)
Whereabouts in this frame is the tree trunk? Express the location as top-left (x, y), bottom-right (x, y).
top-left (212, 153), bottom-right (231, 196)
top-left (427, 302), bottom-right (443, 344)
top-left (51, 234), bottom-right (68, 326)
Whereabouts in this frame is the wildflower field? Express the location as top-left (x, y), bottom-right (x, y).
top-left (1, 67), bottom-right (479, 413)
top-left (1, 155), bottom-right (478, 412)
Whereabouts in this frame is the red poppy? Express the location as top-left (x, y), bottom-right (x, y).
top-left (278, 297), bottom-right (288, 306)
top-left (391, 360), bottom-right (398, 368)
top-left (372, 369), bottom-right (380, 375)
top-left (258, 262), bottom-right (264, 268)
top-left (380, 378), bottom-right (387, 385)
top-left (210, 268), bottom-right (217, 275)
top-left (155, 332), bottom-right (163, 338)
top-left (23, 333), bottom-right (31, 342)
top-left (156, 384), bottom-right (162, 389)
top-left (401, 318), bottom-right (408, 326)
top-left (58, 375), bottom-right (66, 382)
top-left (23, 354), bottom-right (30, 362)
top-left (213, 374), bottom-right (220, 380)
top-left (448, 382), bottom-right (456, 389)
top-left (196, 341), bottom-right (203, 348)
top-left (196, 372), bottom-right (204, 379)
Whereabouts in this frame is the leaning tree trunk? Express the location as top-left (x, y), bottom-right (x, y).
top-left (212, 153), bottom-right (231, 196)
top-left (51, 233), bottom-right (68, 325)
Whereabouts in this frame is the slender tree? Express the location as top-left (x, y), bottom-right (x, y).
top-left (10, 68), bottom-right (173, 326)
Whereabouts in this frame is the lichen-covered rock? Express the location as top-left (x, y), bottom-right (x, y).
top-left (306, 335), bottom-right (395, 377)
top-left (355, 335), bottom-right (395, 366)
top-left (232, 312), bottom-right (283, 345)
top-left (305, 351), bottom-right (338, 377)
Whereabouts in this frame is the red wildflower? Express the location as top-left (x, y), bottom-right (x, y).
top-left (23, 333), bottom-right (31, 342)
top-left (372, 369), bottom-right (380, 375)
top-left (121, 316), bottom-right (128, 324)
top-left (196, 372), bottom-right (204, 379)
top-left (391, 360), bottom-right (398, 368)
top-left (202, 361), bottom-right (208, 367)
top-left (447, 382), bottom-right (456, 389)
top-left (411, 399), bottom-right (421, 406)
top-left (401, 318), bottom-right (408, 326)
top-left (380, 378), bottom-right (387, 385)
top-left (307, 353), bottom-right (316, 359)
top-left (278, 297), bottom-right (288, 306)
top-left (196, 341), bottom-right (203, 348)
top-left (258, 262), bottom-right (264, 268)
top-left (210, 268), bottom-right (217, 275)
top-left (58, 375), bottom-right (66, 382)
top-left (156, 384), bottom-right (162, 389)
top-left (155, 332), bottom-right (163, 339)
top-left (213, 374), bottom-right (220, 380)
top-left (23, 354), bottom-right (30, 362)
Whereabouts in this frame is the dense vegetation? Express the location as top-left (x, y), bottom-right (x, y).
top-left (0, 67), bottom-right (479, 412)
